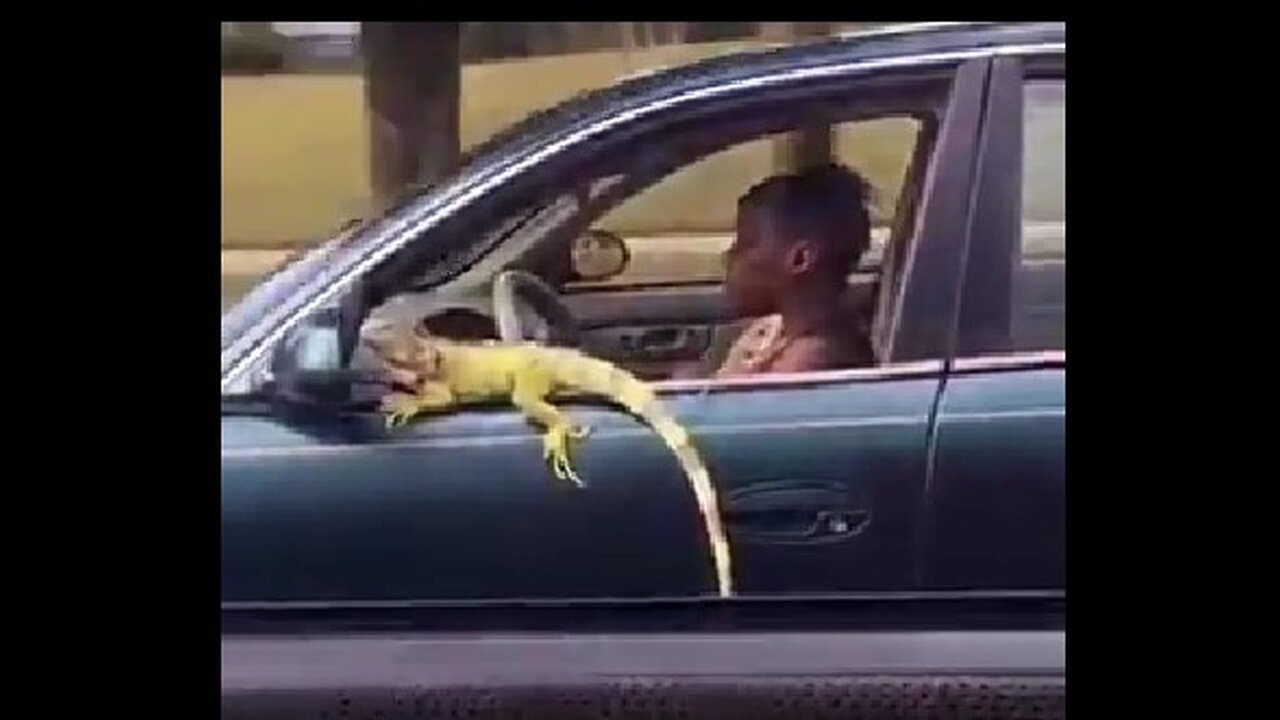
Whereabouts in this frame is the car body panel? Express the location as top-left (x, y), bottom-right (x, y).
top-left (223, 370), bottom-right (941, 602)
top-left (923, 362), bottom-right (1065, 589)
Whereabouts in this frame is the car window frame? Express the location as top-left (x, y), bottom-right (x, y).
top-left (952, 50), bottom-right (1065, 365)
top-left (475, 59), bottom-right (985, 380)
top-left (511, 58), bottom-right (988, 376)
top-left (513, 56), bottom-right (989, 389)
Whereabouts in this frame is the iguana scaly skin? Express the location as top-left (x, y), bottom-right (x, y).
top-left (367, 326), bottom-right (734, 598)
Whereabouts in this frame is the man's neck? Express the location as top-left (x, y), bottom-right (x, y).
top-left (776, 285), bottom-right (847, 339)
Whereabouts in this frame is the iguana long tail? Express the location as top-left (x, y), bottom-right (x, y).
top-left (549, 349), bottom-right (734, 599)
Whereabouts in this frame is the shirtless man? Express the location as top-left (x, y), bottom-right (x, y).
top-left (678, 163), bottom-right (877, 378)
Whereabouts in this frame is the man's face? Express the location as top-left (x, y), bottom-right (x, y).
top-left (723, 207), bottom-right (787, 317)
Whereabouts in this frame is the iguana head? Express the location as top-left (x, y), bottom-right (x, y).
top-left (364, 321), bottom-right (444, 383)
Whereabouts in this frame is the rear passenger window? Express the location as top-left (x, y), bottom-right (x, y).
top-left (1012, 79), bottom-right (1065, 351)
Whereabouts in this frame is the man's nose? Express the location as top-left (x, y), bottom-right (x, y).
top-left (721, 245), bottom-right (737, 268)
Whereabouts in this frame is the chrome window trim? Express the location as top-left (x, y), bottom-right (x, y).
top-left (951, 351), bottom-right (1065, 373)
top-left (836, 22), bottom-right (1000, 41)
top-left (222, 40), bottom-right (1065, 396)
top-left (223, 414), bottom-right (931, 460)
top-left (654, 359), bottom-right (945, 395)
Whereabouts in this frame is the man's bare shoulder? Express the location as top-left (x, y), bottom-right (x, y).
top-left (773, 330), bottom-right (875, 373)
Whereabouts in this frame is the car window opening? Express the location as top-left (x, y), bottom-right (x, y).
top-left (358, 84), bottom-right (951, 387)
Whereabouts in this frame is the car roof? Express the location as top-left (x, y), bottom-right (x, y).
top-left (452, 22), bottom-right (1063, 175)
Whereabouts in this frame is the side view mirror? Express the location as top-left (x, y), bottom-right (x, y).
top-left (282, 320), bottom-right (345, 374)
top-left (269, 311), bottom-right (349, 403)
top-left (269, 282), bottom-right (368, 406)
top-left (570, 229), bottom-right (630, 282)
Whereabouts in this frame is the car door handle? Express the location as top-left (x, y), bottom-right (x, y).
top-left (638, 327), bottom-right (683, 351)
top-left (724, 482), bottom-right (871, 545)
top-left (621, 327), bottom-right (710, 356)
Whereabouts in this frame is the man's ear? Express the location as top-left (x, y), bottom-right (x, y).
top-left (786, 241), bottom-right (818, 275)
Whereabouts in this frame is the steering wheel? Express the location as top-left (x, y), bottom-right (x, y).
top-left (491, 269), bottom-right (581, 347)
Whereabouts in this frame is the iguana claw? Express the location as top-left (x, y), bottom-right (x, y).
top-left (381, 393), bottom-right (420, 429)
top-left (542, 424), bottom-right (590, 487)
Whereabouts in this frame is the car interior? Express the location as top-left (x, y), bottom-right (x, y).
top-left (358, 77), bottom-right (953, 383)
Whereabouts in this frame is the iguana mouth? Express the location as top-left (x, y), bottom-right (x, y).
top-left (380, 363), bottom-right (422, 392)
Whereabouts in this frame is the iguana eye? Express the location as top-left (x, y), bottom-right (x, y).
top-left (421, 346), bottom-right (441, 375)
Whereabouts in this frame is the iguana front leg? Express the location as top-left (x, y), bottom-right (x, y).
top-left (511, 381), bottom-right (590, 488)
top-left (382, 381), bottom-right (456, 429)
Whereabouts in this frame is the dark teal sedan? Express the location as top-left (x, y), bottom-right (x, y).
top-left (221, 22), bottom-right (1065, 608)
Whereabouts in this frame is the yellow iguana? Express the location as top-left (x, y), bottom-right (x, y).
top-left (365, 325), bottom-right (735, 599)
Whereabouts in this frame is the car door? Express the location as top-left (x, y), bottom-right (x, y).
top-left (569, 61), bottom-right (991, 597)
top-left (922, 53), bottom-right (1066, 590)
top-left (221, 54), bottom-right (993, 605)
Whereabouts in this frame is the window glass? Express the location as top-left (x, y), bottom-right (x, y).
top-left (1011, 79), bottom-right (1065, 351)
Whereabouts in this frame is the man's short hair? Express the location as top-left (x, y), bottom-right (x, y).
top-left (738, 163), bottom-right (874, 275)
